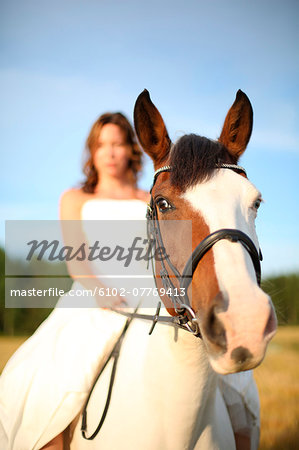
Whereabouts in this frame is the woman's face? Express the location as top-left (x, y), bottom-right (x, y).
top-left (93, 123), bottom-right (131, 179)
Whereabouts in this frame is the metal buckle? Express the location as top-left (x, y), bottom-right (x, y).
top-left (175, 303), bottom-right (201, 337)
top-left (146, 204), bottom-right (153, 220)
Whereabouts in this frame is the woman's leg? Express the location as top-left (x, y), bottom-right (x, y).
top-left (41, 432), bottom-right (63, 449)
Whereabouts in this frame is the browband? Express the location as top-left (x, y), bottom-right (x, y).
top-left (152, 163), bottom-right (247, 185)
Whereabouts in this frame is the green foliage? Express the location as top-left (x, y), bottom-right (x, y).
top-left (1, 246), bottom-right (299, 334)
top-left (0, 247), bottom-right (71, 336)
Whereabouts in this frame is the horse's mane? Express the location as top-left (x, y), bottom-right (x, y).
top-left (169, 134), bottom-right (235, 190)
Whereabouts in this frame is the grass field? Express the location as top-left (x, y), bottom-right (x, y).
top-left (1, 327), bottom-right (298, 449)
top-left (254, 326), bottom-right (299, 450)
top-left (0, 335), bottom-right (27, 372)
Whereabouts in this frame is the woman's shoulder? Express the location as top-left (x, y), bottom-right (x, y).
top-left (59, 188), bottom-right (90, 220)
top-left (60, 187), bottom-right (86, 203)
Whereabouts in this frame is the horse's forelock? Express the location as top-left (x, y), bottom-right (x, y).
top-left (169, 135), bottom-right (235, 191)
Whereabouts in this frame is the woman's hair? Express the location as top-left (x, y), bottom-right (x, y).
top-left (81, 112), bottom-right (142, 193)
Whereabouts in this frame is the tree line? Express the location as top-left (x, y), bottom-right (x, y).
top-left (0, 247), bottom-right (298, 335)
top-left (0, 247), bottom-right (71, 335)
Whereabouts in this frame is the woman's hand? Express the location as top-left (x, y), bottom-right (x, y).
top-left (95, 292), bottom-right (128, 309)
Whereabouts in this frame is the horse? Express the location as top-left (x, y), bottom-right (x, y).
top-left (70, 90), bottom-right (277, 450)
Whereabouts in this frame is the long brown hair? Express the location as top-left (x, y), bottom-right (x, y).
top-left (82, 112), bottom-right (142, 193)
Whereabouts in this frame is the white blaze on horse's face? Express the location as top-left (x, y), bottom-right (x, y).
top-left (183, 168), bottom-right (277, 374)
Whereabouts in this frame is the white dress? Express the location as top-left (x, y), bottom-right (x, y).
top-left (0, 199), bottom-right (259, 449)
top-left (0, 199), bottom-right (149, 449)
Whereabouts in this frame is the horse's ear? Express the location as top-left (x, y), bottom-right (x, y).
top-left (134, 89), bottom-right (171, 167)
top-left (218, 90), bottom-right (253, 160)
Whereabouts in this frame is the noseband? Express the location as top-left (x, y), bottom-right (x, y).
top-left (147, 164), bottom-right (262, 335)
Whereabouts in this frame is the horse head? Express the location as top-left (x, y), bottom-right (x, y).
top-left (134, 89), bottom-right (277, 375)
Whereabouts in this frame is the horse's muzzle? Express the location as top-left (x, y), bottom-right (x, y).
top-left (198, 291), bottom-right (277, 374)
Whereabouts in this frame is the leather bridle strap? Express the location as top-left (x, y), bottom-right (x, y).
top-left (110, 302), bottom-right (199, 336)
top-left (181, 228), bottom-right (261, 290)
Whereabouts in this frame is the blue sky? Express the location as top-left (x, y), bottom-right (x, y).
top-left (1, 0), bottom-right (298, 276)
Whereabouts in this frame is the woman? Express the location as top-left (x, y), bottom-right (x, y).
top-left (0, 113), bottom-right (150, 449)
top-left (59, 112), bottom-right (149, 308)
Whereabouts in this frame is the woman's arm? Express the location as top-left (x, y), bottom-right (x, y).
top-left (59, 189), bottom-right (126, 307)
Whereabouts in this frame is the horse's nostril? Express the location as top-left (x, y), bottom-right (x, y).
top-left (204, 304), bottom-right (227, 352)
top-left (231, 346), bottom-right (253, 365)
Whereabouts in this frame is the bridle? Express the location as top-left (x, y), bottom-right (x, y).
top-left (146, 163), bottom-right (262, 336)
top-left (81, 162), bottom-right (263, 440)
top-left (101, 162), bottom-right (262, 338)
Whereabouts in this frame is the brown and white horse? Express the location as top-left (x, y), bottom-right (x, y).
top-left (133, 89), bottom-right (277, 375)
top-left (71, 90), bottom-right (277, 450)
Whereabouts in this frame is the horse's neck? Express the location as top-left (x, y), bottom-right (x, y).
top-left (138, 308), bottom-right (217, 397)
top-left (143, 320), bottom-right (218, 445)
top-left (71, 312), bottom-right (230, 450)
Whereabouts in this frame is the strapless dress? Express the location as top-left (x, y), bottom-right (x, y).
top-left (0, 199), bottom-right (153, 449)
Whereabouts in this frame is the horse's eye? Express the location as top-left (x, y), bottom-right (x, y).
top-left (253, 198), bottom-right (262, 210)
top-left (156, 197), bottom-right (172, 212)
